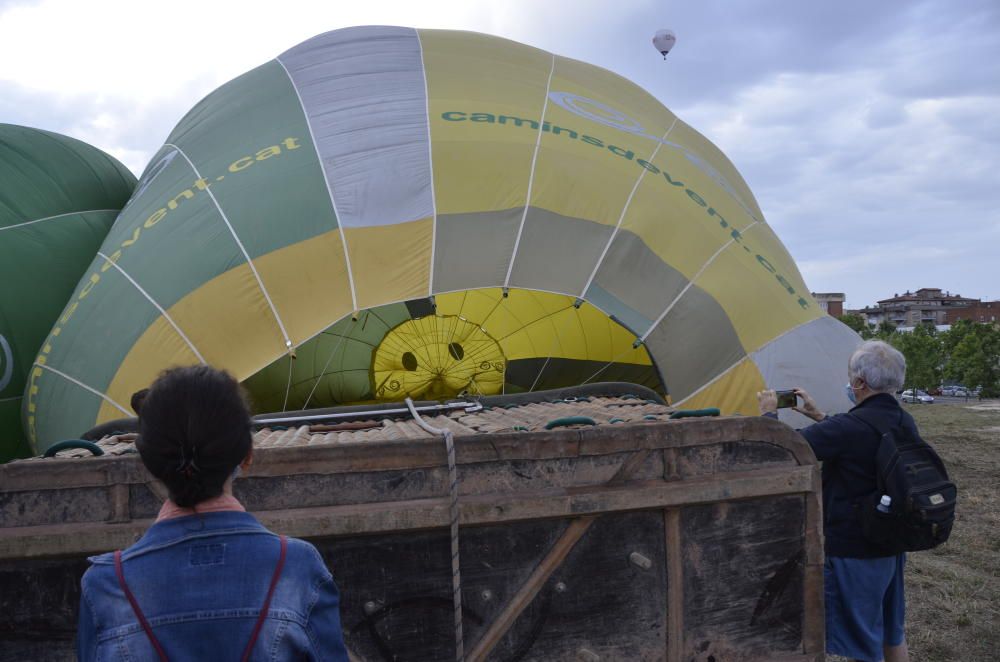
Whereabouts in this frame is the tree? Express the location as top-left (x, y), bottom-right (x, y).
top-left (890, 325), bottom-right (942, 392)
top-left (838, 313), bottom-right (867, 335)
top-left (942, 321), bottom-right (1000, 397)
top-left (874, 321), bottom-right (897, 339)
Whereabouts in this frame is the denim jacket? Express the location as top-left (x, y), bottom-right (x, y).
top-left (77, 511), bottom-right (348, 661)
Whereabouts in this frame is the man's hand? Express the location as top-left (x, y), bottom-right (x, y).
top-left (757, 389), bottom-right (778, 415)
top-left (793, 388), bottom-right (826, 421)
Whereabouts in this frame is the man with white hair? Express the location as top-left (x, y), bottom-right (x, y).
top-left (758, 340), bottom-right (912, 662)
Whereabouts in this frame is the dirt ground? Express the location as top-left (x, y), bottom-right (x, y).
top-left (830, 402), bottom-right (1000, 661)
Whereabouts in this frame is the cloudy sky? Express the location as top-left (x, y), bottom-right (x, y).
top-left (1, 0), bottom-right (996, 309)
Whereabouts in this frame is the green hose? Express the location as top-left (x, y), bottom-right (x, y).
top-left (43, 439), bottom-right (105, 458)
top-left (669, 408), bottom-right (721, 419)
top-left (544, 416), bottom-right (597, 430)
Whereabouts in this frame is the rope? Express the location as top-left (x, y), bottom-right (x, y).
top-left (404, 397), bottom-right (464, 662)
top-left (302, 316), bottom-right (357, 410)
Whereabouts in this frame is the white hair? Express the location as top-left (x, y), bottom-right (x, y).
top-left (848, 340), bottom-right (906, 393)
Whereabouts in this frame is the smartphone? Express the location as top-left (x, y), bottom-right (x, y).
top-left (776, 389), bottom-right (798, 409)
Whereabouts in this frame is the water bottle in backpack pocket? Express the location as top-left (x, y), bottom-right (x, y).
top-left (853, 409), bottom-right (957, 554)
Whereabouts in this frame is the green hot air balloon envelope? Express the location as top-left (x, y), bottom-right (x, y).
top-left (0, 124), bottom-right (135, 461)
top-left (26, 27), bottom-right (859, 453)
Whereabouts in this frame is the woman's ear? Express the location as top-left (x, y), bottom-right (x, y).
top-left (241, 449), bottom-right (254, 470)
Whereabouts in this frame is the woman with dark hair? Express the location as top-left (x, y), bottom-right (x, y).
top-left (77, 365), bottom-right (348, 661)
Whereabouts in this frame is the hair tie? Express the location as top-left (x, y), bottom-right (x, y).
top-left (175, 446), bottom-right (200, 478)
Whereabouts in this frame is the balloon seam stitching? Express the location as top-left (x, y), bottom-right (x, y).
top-left (0, 208), bottom-right (120, 232)
top-left (503, 53), bottom-right (557, 290)
top-left (95, 251), bottom-right (207, 364)
top-left (640, 219), bottom-right (761, 341)
top-left (414, 29), bottom-right (439, 298)
top-left (163, 143), bottom-right (295, 352)
top-left (273, 55), bottom-right (359, 315)
top-left (32, 362), bottom-right (131, 417)
top-left (578, 118), bottom-right (679, 301)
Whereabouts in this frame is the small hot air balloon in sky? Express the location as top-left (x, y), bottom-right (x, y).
top-left (653, 29), bottom-right (677, 59)
top-left (24, 26), bottom-right (860, 453)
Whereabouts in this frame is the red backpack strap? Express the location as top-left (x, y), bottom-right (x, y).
top-left (114, 550), bottom-right (170, 662)
top-left (241, 535), bottom-right (288, 662)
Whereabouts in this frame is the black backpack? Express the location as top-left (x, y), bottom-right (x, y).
top-left (852, 408), bottom-right (957, 553)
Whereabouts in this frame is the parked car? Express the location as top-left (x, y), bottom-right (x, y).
top-left (900, 389), bottom-right (934, 403)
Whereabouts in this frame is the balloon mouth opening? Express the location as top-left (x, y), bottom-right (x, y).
top-left (243, 288), bottom-right (666, 410)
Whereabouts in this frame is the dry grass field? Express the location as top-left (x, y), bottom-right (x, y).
top-left (831, 401), bottom-right (1000, 661)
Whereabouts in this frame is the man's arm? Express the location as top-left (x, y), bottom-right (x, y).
top-left (757, 388), bottom-right (844, 462)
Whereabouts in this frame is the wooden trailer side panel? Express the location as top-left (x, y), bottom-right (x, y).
top-left (0, 416), bottom-right (825, 661)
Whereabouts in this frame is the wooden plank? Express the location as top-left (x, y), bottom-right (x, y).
top-left (801, 466), bottom-right (825, 656)
top-left (0, 464), bottom-right (816, 560)
top-left (466, 517), bottom-right (595, 661)
top-left (465, 450), bottom-right (651, 661)
top-left (0, 417), bottom-right (816, 492)
top-left (330, 519), bottom-right (571, 659)
top-left (0, 455), bottom-right (149, 492)
top-left (109, 483), bottom-right (130, 523)
top-left (680, 496), bottom-right (808, 658)
top-left (485, 511), bottom-right (668, 660)
top-left (664, 508), bottom-right (683, 662)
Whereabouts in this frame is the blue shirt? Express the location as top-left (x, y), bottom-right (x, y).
top-left (77, 511), bottom-right (349, 661)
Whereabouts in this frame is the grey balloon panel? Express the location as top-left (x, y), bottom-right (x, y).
top-left (432, 209), bottom-right (522, 293)
top-left (278, 26), bottom-right (434, 228)
top-left (584, 282), bottom-right (651, 338)
top-left (753, 315), bottom-right (862, 427)
top-left (585, 228), bottom-right (691, 336)
top-left (507, 208), bottom-right (613, 296)
top-left (643, 286), bottom-right (746, 401)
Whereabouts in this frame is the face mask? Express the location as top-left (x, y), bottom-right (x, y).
top-left (845, 383), bottom-right (857, 404)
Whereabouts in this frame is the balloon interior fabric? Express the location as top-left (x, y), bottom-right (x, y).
top-left (24, 27), bottom-right (860, 452)
top-left (244, 288), bottom-right (659, 412)
top-left (0, 125), bottom-right (136, 461)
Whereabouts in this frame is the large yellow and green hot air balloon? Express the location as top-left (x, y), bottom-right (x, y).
top-left (24, 27), bottom-right (859, 452)
top-left (0, 125), bottom-right (135, 461)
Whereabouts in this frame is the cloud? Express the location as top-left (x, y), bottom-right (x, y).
top-left (1, 0), bottom-right (997, 306)
top-left (662, 1), bottom-right (1000, 306)
top-left (0, 0), bottom-right (499, 171)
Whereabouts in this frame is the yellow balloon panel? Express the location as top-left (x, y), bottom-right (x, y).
top-left (675, 357), bottom-right (767, 415)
